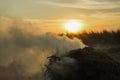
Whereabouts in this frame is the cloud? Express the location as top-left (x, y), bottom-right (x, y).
top-left (0, 18), bottom-right (86, 79)
top-left (42, 0), bottom-right (120, 9)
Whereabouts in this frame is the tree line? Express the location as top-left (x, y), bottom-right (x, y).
top-left (59, 30), bottom-right (120, 46)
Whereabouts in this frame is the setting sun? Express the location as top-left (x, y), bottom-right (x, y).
top-left (65, 19), bottom-right (83, 33)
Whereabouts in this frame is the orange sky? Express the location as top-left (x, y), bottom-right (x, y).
top-left (0, 0), bottom-right (120, 33)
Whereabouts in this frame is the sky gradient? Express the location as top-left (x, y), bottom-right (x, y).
top-left (0, 0), bottom-right (120, 33)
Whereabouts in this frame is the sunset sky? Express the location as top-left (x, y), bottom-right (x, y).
top-left (0, 0), bottom-right (120, 33)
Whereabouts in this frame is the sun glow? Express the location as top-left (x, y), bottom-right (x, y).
top-left (65, 19), bottom-right (83, 33)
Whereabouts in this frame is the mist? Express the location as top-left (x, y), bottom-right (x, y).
top-left (0, 21), bottom-right (86, 79)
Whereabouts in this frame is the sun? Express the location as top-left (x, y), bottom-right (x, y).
top-left (65, 19), bottom-right (83, 33)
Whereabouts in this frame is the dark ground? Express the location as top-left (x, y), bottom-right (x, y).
top-left (46, 47), bottom-right (120, 80)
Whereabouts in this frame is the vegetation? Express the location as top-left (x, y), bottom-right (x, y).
top-left (59, 30), bottom-right (120, 46)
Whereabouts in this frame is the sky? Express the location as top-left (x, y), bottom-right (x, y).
top-left (0, 0), bottom-right (120, 33)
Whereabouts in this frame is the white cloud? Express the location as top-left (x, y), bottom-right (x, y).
top-left (41, 0), bottom-right (120, 9)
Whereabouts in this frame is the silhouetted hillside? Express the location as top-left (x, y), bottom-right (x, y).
top-left (46, 47), bottom-right (120, 80)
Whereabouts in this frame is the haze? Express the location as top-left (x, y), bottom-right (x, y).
top-left (0, 0), bottom-right (120, 33)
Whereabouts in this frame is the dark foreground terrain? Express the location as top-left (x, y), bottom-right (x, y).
top-left (0, 46), bottom-right (120, 80)
top-left (46, 47), bottom-right (120, 80)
